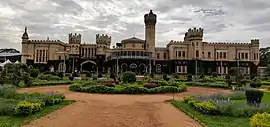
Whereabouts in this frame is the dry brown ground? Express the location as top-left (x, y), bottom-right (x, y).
top-left (20, 86), bottom-right (230, 127)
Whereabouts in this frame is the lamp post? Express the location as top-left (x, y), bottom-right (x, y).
top-left (116, 43), bottom-right (122, 78)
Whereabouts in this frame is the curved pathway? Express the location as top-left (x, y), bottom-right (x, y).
top-left (20, 86), bottom-right (230, 127)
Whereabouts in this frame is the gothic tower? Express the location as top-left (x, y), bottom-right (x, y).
top-left (144, 10), bottom-right (157, 57)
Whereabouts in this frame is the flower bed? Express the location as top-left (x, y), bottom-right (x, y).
top-left (30, 79), bottom-right (73, 87)
top-left (183, 91), bottom-right (270, 117)
top-left (0, 86), bottom-right (66, 116)
top-left (69, 80), bottom-right (187, 94)
top-left (185, 82), bottom-right (229, 88)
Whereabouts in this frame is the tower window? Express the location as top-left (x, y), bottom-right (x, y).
top-left (208, 52), bottom-right (211, 58)
top-left (164, 53), bottom-right (166, 59)
top-left (182, 51), bottom-right (185, 58)
top-left (196, 50), bottom-right (199, 57)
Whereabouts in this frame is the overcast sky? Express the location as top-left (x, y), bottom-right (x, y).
top-left (0, 0), bottom-right (269, 51)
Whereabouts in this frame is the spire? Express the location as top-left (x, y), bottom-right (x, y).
top-left (22, 26), bottom-right (29, 40)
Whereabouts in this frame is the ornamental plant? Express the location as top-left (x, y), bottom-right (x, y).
top-left (121, 71), bottom-right (136, 83)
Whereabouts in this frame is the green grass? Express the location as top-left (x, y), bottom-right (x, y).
top-left (171, 100), bottom-right (250, 127)
top-left (0, 100), bottom-right (75, 127)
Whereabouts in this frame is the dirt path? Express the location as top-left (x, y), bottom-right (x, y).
top-left (21, 86), bottom-right (230, 127)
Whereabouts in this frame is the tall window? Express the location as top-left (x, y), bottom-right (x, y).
top-left (182, 51), bottom-right (185, 58)
top-left (157, 53), bottom-right (160, 59)
top-left (220, 52), bottom-right (222, 59)
top-left (178, 51), bottom-right (181, 57)
top-left (36, 50), bottom-right (39, 62)
top-left (175, 51), bottom-right (177, 58)
top-left (208, 52), bottom-right (211, 58)
top-left (241, 53), bottom-right (244, 59)
top-left (164, 53), bottom-right (166, 59)
top-left (223, 52), bottom-right (226, 59)
top-left (39, 50), bottom-right (42, 62)
top-left (196, 50), bottom-right (199, 57)
top-left (245, 53), bottom-right (248, 59)
top-left (217, 52), bottom-right (219, 59)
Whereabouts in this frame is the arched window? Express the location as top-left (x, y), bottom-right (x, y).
top-left (196, 50), bottom-right (199, 57)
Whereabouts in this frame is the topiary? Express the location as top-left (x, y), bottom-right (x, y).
top-left (121, 71), bottom-right (136, 83)
top-left (98, 73), bottom-right (102, 78)
top-left (245, 89), bottom-right (264, 106)
top-left (187, 73), bottom-right (192, 81)
top-left (29, 69), bottom-right (40, 78)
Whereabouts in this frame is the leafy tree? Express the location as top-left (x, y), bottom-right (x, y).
top-left (259, 47), bottom-right (270, 66)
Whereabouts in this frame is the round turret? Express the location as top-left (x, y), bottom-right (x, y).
top-left (144, 10), bottom-right (157, 26)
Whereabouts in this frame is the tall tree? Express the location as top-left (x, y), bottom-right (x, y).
top-left (259, 47), bottom-right (270, 66)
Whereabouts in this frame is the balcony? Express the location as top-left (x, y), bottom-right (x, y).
top-left (110, 51), bottom-right (152, 60)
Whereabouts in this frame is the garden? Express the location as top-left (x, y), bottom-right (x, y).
top-left (69, 71), bottom-right (187, 94)
top-left (0, 85), bottom-right (73, 127)
top-left (172, 87), bottom-right (270, 127)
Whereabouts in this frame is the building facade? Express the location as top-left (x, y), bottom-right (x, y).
top-left (21, 10), bottom-right (260, 75)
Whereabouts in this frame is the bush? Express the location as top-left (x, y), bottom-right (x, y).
top-left (163, 74), bottom-right (170, 81)
top-left (121, 71), bottom-right (136, 83)
top-left (187, 73), bottom-right (192, 81)
top-left (250, 112), bottom-right (270, 127)
top-left (29, 69), bottom-right (40, 78)
top-left (57, 72), bottom-right (64, 79)
top-left (98, 73), bottom-right (102, 78)
top-left (85, 71), bottom-right (92, 77)
top-left (14, 101), bottom-right (42, 116)
top-left (110, 73), bottom-right (116, 80)
top-left (38, 74), bottom-right (61, 81)
top-left (245, 89), bottom-right (264, 106)
top-left (69, 81), bottom-right (187, 94)
top-left (69, 75), bottom-right (74, 81)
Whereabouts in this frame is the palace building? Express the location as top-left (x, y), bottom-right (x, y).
top-left (21, 10), bottom-right (260, 75)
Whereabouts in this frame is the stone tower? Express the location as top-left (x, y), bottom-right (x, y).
top-left (22, 27), bottom-right (29, 43)
top-left (144, 10), bottom-right (157, 57)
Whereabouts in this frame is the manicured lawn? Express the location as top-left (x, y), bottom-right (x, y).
top-left (171, 100), bottom-right (250, 127)
top-left (0, 100), bottom-right (75, 127)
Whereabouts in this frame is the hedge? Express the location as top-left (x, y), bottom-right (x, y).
top-left (250, 112), bottom-right (270, 127)
top-left (69, 83), bottom-right (187, 94)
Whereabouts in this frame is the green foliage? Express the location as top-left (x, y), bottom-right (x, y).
top-left (69, 80), bottom-right (187, 94)
top-left (171, 100), bottom-right (250, 127)
top-left (38, 74), bottom-right (61, 81)
top-left (250, 112), bottom-right (270, 127)
top-left (187, 73), bottom-right (192, 81)
top-left (245, 89), bottom-right (264, 106)
top-left (14, 101), bottom-right (42, 116)
top-left (0, 86), bottom-right (66, 117)
top-left (185, 82), bottom-right (228, 88)
top-left (162, 74), bottom-right (170, 81)
top-left (29, 69), bottom-right (40, 78)
top-left (121, 71), bottom-right (136, 83)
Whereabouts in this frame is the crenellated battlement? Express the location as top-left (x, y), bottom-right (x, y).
top-left (29, 39), bottom-right (61, 43)
top-left (69, 33), bottom-right (81, 44)
top-left (184, 27), bottom-right (203, 41)
top-left (96, 34), bottom-right (111, 44)
top-left (251, 39), bottom-right (260, 44)
top-left (205, 42), bottom-right (252, 46)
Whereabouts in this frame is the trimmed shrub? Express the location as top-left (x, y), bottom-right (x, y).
top-left (245, 89), bottom-right (264, 106)
top-left (163, 74), bottom-right (170, 81)
top-left (187, 73), bottom-right (192, 81)
top-left (98, 73), bottom-right (102, 78)
top-left (29, 69), bottom-right (40, 78)
top-left (57, 72), bottom-right (64, 79)
top-left (38, 74), bottom-right (61, 81)
top-left (121, 71), bottom-right (136, 83)
top-left (250, 112), bottom-right (270, 127)
top-left (14, 101), bottom-right (42, 116)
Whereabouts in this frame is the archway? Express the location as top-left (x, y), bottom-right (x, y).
top-left (130, 63), bottom-right (137, 73)
top-left (121, 63), bottom-right (128, 73)
top-left (138, 63), bottom-right (147, 75)
top-left (58, 62), bottom-right (66, 72)
top-left (80, 60), bottom-right (97, 72)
